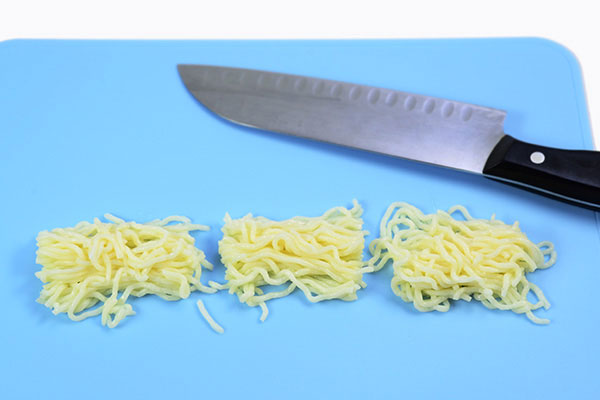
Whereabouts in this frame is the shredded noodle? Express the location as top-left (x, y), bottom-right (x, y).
top-left (196, 299), bottom-right (224, 334)
top-left (367, 202), bottom-right (556, 324)
top-left (35, 214), bottom-right (214, 327)
top-left (215, 200), bottom-right (368, 320)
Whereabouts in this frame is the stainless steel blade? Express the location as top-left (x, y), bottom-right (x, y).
top-left (178, 65), bottom-right (507, 173)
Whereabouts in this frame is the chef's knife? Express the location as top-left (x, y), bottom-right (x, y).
top-left (177, 65), bottom-right (600, 210)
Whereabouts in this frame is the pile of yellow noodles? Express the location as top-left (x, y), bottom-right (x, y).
top-left (35, 201), bottom-right (560, 329)
top-left (35, 214), bottom-right (214, 327)
top-left (215, 201), bottom-right (368, 321)
top-left (367, 202), bottom-right (556, 324)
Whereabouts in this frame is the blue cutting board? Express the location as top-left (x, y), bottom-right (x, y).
top-left (1, 39), bottom-right (599, 399)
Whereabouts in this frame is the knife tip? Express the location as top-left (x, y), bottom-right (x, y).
top-left (176, 64), bottom-right (190, 73)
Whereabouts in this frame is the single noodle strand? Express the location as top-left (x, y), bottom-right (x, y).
top-left (196, 299), bottom-right (225, 334)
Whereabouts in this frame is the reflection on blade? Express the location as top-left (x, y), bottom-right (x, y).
top-left (178, 65), bottom-right (507, 173)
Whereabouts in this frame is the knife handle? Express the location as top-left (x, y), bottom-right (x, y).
top-left (483, 135), bottom-right (600, 210)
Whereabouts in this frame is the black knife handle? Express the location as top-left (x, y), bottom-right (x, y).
top-left (483, 135), bottom-right (600, 210)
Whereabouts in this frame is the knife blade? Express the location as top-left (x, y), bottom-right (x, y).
top-left (178, 64), bottom-right (600, 210)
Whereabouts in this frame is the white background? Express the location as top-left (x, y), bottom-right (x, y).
top-left (1, 0), bottom-right (598, 148)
